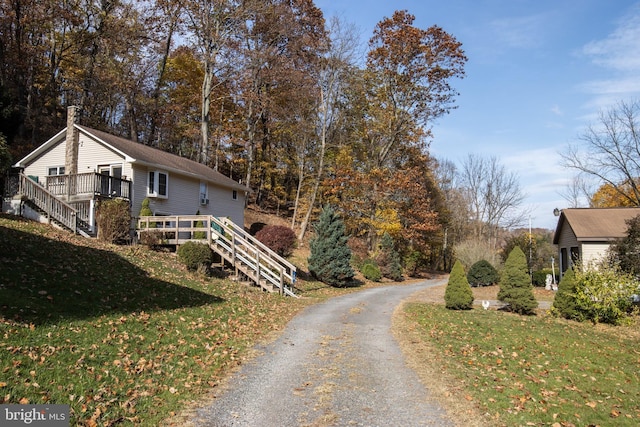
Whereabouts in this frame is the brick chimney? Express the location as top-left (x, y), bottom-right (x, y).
top-left (64, 106), bottom-right (80, 176)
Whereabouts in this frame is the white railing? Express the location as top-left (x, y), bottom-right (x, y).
top-left (18, 174), bottom-right (77, 233)
top-left (136, 215), bottom-right (297, 296)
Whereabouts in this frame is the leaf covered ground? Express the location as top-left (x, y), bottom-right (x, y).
top-left (0, 214), bottom-right (313, 425)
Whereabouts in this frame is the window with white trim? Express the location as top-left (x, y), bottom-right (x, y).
top-left (232, 190), bottom-right (238, 200)
top-left (47, 166), bottom-right (65, 176)
top-left (147, 170), bottom-right (168, 198)
top-left (199, 182), bottom-right (209, 205)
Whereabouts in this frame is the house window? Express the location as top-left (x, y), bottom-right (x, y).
top-left (147, 170), bottom-right (168, 198)
top-left (232, 190), bottom-right (237, 200)
top-left (47, 166), bottom-right (65, 176)
top-left (200, 182), bottom-right (209, 205)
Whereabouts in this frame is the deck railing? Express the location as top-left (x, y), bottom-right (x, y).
top-left (46, 172), bottom-right (131, 200)
top-left (19, 174), bottom-right (77, 233)
top-left (137, 215), bottom-right (297, 296)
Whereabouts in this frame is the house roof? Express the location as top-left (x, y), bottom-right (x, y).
top-left (553, 207), bottom-right (640, 244)
top-left (16, 125), bottom-right (249, 192)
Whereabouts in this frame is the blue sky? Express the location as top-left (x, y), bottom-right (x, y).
top-left (315, 0), bottom-right (640, 230)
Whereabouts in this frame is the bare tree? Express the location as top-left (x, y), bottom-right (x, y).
top-left (558, 175), bottom-right (592, 208)
top-left (296, 16), bottom-right (359, 241)
top-left (183, 0), bottom-right (241, 166)
top-left (459, 154), bottom-right (527, 242)
top-left (560, 99), bottom-right (640, 206)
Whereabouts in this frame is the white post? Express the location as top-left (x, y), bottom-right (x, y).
top-left (89, 199), bottom-right (95, 232)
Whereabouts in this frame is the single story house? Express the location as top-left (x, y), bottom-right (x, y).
top-left (553, 207), bottom-right (640, 277)
top-left (4, 107), bottom-right (248, 235)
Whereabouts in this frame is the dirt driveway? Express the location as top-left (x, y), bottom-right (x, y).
top-left (188, 279), bottom-right (457, 427)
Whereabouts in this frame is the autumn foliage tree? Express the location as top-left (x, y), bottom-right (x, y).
top-left (0, 4), bottom-right (470, 267)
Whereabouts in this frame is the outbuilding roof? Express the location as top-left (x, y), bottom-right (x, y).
top-left (552, 207), bottom-right (640, 244)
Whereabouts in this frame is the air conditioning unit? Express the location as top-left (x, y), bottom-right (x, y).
top-left (200, 197), bottom-right (209, 205)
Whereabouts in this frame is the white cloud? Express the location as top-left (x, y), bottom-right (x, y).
top-left (550, 105), bottom-right (563, 116)
top-left (581, 4), bottom-right (640, 72)
top-left (578, 4), bottom-right (640, 117)
top-left (489, 14), bottom-right (548, 50)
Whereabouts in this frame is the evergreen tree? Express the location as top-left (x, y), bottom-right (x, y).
top-left (445, 260), bottom-right (474, 310)
top-left (498, 246), bottom-right (537, 314)
top-left (551, 267), bottom-right (582, 321)
top-left (377, 232), bottom-right (403, 281)
top-left (308, 206), bottom-right (355, 287)
top-left (611, 215), bottom-right (640, 277)
top-left (467, 259), bottom-right (499, 287)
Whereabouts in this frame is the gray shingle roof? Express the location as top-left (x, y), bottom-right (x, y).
top-left (78, 125), bottom-right (248, 191)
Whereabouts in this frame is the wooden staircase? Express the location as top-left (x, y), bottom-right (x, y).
top-left (137, 215), bottom-right (298, 297)
top-left (14, 173), bottom-right (79, 233)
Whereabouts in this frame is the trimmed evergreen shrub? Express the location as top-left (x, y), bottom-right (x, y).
top-left (308, 206), bottom-right (355, 287)
top-left (498, 246), bottom-right (537, 315)
top-left (445, 260), bottom-right (474, 310)
top-left (138, 198), bottom-right (155, 228)
top-left (467, 259), bottom-right (499, 287)
top-left (177, 241), bottom-right (213, 272)
top-left (550, 267), bottom-right (581, 321)
top-left (95, 199), bottom-right (131, 244)
top-left (376, 232), bottom-right (403, 281)
top-left (255, 225), bottom-right (297, 257)
top-left (361, 259), bottom-right (382, 282)
top-left (193, 210), bottom-right (206, 239)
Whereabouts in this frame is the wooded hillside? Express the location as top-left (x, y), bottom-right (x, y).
top-left (0, 1), bottom-right (475, 268)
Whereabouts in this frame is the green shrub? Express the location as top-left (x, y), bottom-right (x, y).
top-left (532, 268), bottom-right (556, 287)
top-left (308, 206), bottom-right (355, 287)
top-left (95, 199), bottom-right (131, 244)
top-left (445, 260), bottom-right (474, 310)
top-left (193, 210), bottom-right (206, 239)
top-left (138, 198), bottom-right (155, 228)
top-left (551, 267), bottom-right (581, 321)
top-left (467, 259), bottom-right (499, 287)
top-left (177, 241), bottom-right (213, 272)
top-left (255, 225), bottom-right (297, 257)
top-left (498, 246), bottom-right (537, 315)
top-left (573, 264), bottom-right (638, 325)
top-left (361, 259), bottom-right (382, 282)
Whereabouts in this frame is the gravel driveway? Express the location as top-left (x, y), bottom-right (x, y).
top-left (190, 279), bottom-right (455, 427)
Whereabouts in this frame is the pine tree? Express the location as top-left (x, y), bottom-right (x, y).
top-left (498, 246), bottom-right (537, 314)
top-left (551, 267), bottom-right (581, 321)
top-left (444, 260), bottom-right (474, 310)
top-left (308, 206), bottom-right (355, 287)
top-left (377, 232), bottom-right (403, 281)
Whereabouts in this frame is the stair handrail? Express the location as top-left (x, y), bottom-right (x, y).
top-left (211, 216), bottom-right (297, 284)
top-left (18, 173), bottom-right (77, 233)
top-left (135, 215), bottom-right (298, 296)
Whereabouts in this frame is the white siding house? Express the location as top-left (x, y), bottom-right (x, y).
top-left (7, 113), bottom-right (248, 231)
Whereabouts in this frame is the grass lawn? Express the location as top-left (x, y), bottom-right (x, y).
top-left (4, 213), bottom-right (639, 426)
top-left (401, 301), bottom-right (640, 426)
top-left (0, 214), bottom-right (320, 425)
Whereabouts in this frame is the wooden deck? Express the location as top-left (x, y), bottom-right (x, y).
top-left (137, 215), bottom-right (298, 296)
